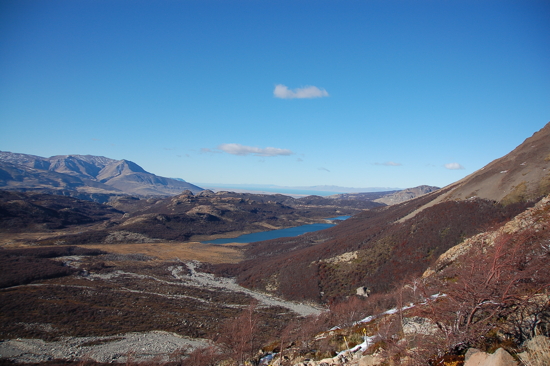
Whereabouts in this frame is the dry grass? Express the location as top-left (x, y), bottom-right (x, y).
top-left (0, 230), bottom-right (246, 264)
top-left (80, 241), bottom-right (245, 263)
top-left (0, 232), bottom-right (71, 247)
top-left (519, 336), bottom-right (550, 366)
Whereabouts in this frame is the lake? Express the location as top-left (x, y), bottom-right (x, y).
top-left (203, 216), bottom-right (350, 245)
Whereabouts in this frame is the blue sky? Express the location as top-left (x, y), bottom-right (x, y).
top-left (1, 0), bottom-right (549, 190)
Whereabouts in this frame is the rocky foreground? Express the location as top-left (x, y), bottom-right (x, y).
top-left (0, 331), bottom-right (204, 364)
top-left (0, 258), bottom-right (322, 364)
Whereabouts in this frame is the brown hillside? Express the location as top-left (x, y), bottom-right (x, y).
top-left (400, 121), bottom-right (550, 222)
top-left (448, 121), bottom-right (550, 203)
top-left (213, 189), bottom-right (531, 303)
top-left (0, 191), bottom-right (123, 232)
top-left (212, 122), bottom-right (550, 304)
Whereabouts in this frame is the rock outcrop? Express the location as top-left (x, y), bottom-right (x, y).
top-left (423, 194), bottom-right (550, 278)
top-left (464, 348), bottom-right (517, 366)
top-left (373, 185), bottom-right (439, 205)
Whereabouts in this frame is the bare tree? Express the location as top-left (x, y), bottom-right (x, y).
top-left (217, 300), bottom-right (261, 365)
top-left (418, 227), bottom-right (550, 353)
top-left (329, 296), bottom-right (368, 328)
top-left (180, 344), bottom-right (223, 366)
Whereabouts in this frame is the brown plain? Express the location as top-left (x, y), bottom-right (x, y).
top-left (82, 241), bottom-right (245, 263)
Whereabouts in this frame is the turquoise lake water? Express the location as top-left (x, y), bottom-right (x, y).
top-left (203, 216), bottom-right (350, 245)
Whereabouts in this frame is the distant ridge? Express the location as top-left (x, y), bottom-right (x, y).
top-left (195, 183), bottom-right (401, 196)
top-left (325, 185), bottom-right (439, 205)
top-left (373, 185), bottom-right (440, 205)
top-left (0, 151), bottom-right (203, 198)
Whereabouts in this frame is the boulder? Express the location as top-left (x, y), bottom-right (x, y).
top-left (464, 349), bottom-right (489, 366)
top-left (464, 348), bottom-right (517, 366)
top-left (402, 316), bottom-right (438, 336)
top-left (356, 287), bottom-right (370, 297)
top-left (358, 354), bottom-right (383, 366)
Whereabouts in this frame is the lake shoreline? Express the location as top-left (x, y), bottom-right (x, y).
top-left (202, 215), bottom-right (350, 245)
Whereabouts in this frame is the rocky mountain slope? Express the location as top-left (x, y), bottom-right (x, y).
top-left (398, 122), bottom-right (550, 222)
top-left (372, 185), bottom-right (439, 205)
top-left (243, 192), bottom-right (549, 365)
top-left (327, 186), bottom-right (439, 206)
top-left (451, 123), bottom-right (550, 203)
top-left (0, 151), bottom-right (203, 198)
top-left (212, 122), bottom-right (550, 304)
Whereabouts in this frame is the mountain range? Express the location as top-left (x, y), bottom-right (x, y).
top-left (196, 183), bottom-right (402, 196)
top-left (0, 151), bottom-right (203, 200)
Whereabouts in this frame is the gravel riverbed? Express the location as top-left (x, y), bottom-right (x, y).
top-left (0, 331), bottom-right (207, 364)
top-left (0, 260), bottom-right (324, 364)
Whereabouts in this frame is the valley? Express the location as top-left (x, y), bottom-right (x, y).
top-left (1, 123), bottom-right (550, 365)
top-left (0, 184), bottom-right (393, 364)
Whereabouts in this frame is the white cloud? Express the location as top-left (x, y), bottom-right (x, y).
top-left (218, 143), bottom-right (293, 157)
top-left (385, 161), bottom-right (402, 166)
top-left (445, 162), bottom-right (465, 170)
top-left (273, 84), bottom-right (329, 99)
top-left (318, 167), bottom-right (330, 172)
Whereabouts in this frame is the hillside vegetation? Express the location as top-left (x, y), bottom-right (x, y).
top-left (212, 190), bottom-right (533, 303)
top-left (243, 193), bottom-right (549, 366)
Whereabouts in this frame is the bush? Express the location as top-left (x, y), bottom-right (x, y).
top-left (0, 246), bottom-right (104, 288)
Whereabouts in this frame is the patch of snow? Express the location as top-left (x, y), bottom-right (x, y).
top-left (351, 336), bottom-right (376, 353)
top-left (338, 335), bottom-right (377, 356)
top-left (259, 352), bottom-right (276, 365)
top-left (382, 303), bottom-right (414, 316)
top-left (354, 295), bottom-right (445, 327)
top-left (357, 315), bottom-right (374, 324)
